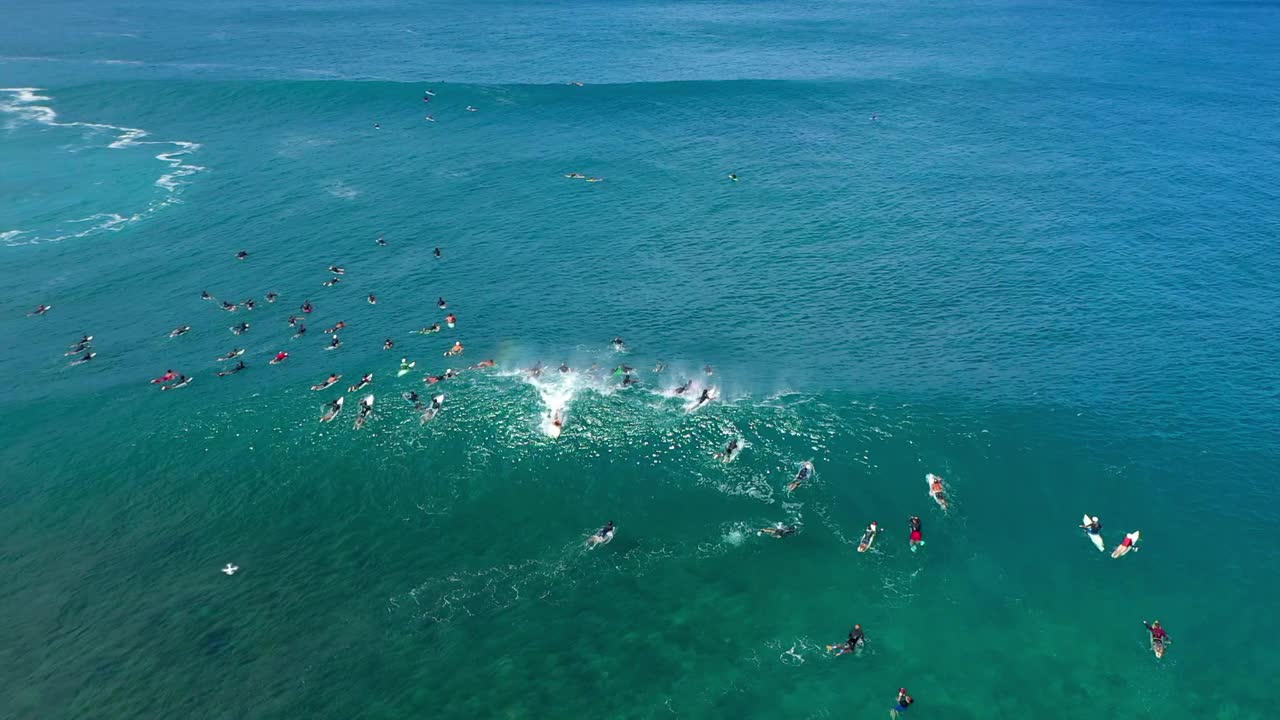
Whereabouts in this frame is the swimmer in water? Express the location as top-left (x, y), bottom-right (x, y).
top-left (169, 325), bottom-right (191, 338)
top-left (759, 523), bottom-right (797, 538)
top-left (383, 338), bottom-right (394, 350)
top-left (703, 364), bottom-right (715, 375)
top-left (890, 689), bottom-right (914, 718)
top-left (216, 360), bottom-right (247, 377)
top-left (301, 301), bottom-right (314, 313)
top-left (652, 361), bottom-right (667, 373)
top-left (236, 250), bottom-right (248, 260)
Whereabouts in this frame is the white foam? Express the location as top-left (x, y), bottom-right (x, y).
top-left (525, 372), bottom-right (578, 437)
top-left (0, 87), bottom-right (206, 244)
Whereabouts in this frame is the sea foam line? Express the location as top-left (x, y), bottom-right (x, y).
top-left (0, 87), bottom-right (207, 245)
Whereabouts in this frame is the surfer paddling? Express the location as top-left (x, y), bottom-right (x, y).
top-left (927, 473), bottom-right (949, 511)
top-left (908, 516), bottom-right (924, 551)
top-left (786, 461), bottom-right (813, 493)
top-left (759, 523), bottom-right (797, 538)
top-left (586, 521), bottom-right (615, 547)
top-left (1111, 531), bottom-right (1141, 558)
top-left (828, 625), bottom-right (865, 656)
top-left (1143, 620), bottom-right (1171, 658)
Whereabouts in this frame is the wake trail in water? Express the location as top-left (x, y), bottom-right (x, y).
top-left (0, 87), bottom-right (206, 245)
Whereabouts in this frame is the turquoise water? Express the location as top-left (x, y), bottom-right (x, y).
top-left (2, 1), bottom-right (1278, 718)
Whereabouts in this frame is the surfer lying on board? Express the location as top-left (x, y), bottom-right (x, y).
top-left (1143, 620), bottom-right (1171, 652)
top-left (1112, 531), bottom-right (1141, 558)
top-left (217, 361), bottom-right (247, 377)
top-left (759, 523), bottom-right (797, 538)
top-left (673, 379), bottom-right (693, 395)
top-left (586, 521), bottom-right (615, 546)
top-left (150, 370), bottom-right (178, 384)
top-left (469, 359), bottom-right (495, 370)
top-left (928, 475), bottom-right (949, 511)
top-left (714, 438), bottom-right (741, 461)
top-left (349, 373), bottom-right (373, 391)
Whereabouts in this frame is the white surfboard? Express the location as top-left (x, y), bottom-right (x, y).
top-left (1082, 513), bottom-right (1105, 551)
top-left (926, 473), bottom-right (949, 511)
top-left (397, 361), bottom-right (416, 377)
top-left (1111, 530), bottom-right (1140, 559)
top-left (354, 395), bottom-right (375, 429)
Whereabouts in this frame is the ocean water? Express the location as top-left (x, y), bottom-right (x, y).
top-left (2, 1), bottom-right (1279, 718)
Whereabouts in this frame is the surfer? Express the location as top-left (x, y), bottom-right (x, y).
top-left (586, 521), bottom-right (615, 546)
top-left (445, 341), bottom-right (463, 356)
top-left (288, 315), bottom-right (298, 327)
top-left (243, 298), bottom-right (255, 311)
top-left (527, 362), bottom-right (544, 378)
top-left (695, 387), bottom-right (714, 406)
top-left (323, 277), bottom-right (341, 287)
top-left (71, 351), bottom-right (95, 365)
top-left (465, 105), bottom-right (477, 112)
top-left (621, 373), bottom-right (639, 387)
top-left (558, 363), bottom-right (571, 374)
top-left (404, 390), bottom-right (421, 406)
top-left (831, 625), bottom-right (865, 655)
top-left (1081, 516), bottom-right (1103, 535)
top-left (328, 265), bottom-right (345, 275)
top-left (786, 461), bottom-right (813, 493)
top-left (384, 339), bottom-right (394, 350)
top-left (928, 474), bottom-right (949, 511)
top-left (231, 322), bottom-right (249, 335)
top-left (714, 438), bottom-right (741, 461)
top-left (1143, 620), bottom-right (1171, 655)
top-left (327, 336), bottom-right (342, 350)
top-left (169, 325), bottom-right (191, 338)
top-left (150, 370), bottom-right (178, 384)
top-left (271, 351), bottom-right (289, 364)
top-left (221, 300), bottom-right (238, 312)
top-left (890, 689), bottom-right (914, 718)
top-left (434, 247), bottom-right (441, 258)
top-left (909, 516), bottom-right (924, 550)
top-left (201, 291), bottom-right (214, 301)
top-left (728, 173), bottom-right (738, 182)
top-left (858, 522), bottom-right (880, 552)
top-left (469, 359), bottom-right (495, 369)
top-left (265, 291), bottom-right (278, 303)
top-left (349, 373), bottom-right (373, 392)
top-left (73, 334), bottom-right (93, 347)
top-left (673, 379), bottom-right (693, 395)
top-left (418, 323), bottom-right (441, 335)
top-left (759, 523), bottom-right (797, 538)
top-left (368, 294), bottom-right (377, 305)
top-left (703, 364), bottom-right (715, 375)
top-left (301, 300), bottom-right (314, 313)
top-left (564, 172), bottom-right (585, 179)
top-left (399, 358), bottom-right (414, 374)
top-left (320, 397), bottom-right (343, 422)
top-left (437, 297), bottom-right (447, 309)
top-left (29, 304), bottom-right (52, 316)
top-left (1112, 531), bottom-right (1141, 558)
top-left (235, 250), bottom-right (248, 260)
top-left (586, 177), bottom-right (603, 182)
top-left (162, 374), bottom-right (192, 390)
top-left (377, 236), bottom-right (388, 246)
top-left (611, 337), bottom-right (625, 352)
top-left (445, 313), bottom-right (456, 326)
top-left (424, 115), bottom-right (435, 122)
top-left (292, 324), bottom-right (307, 339)
top-left (312, 373), bottom-right (341, 391)
top-left (324, 321), bottom-right (346, 334)
top-left (217, 361), bottom-right (246, 377)
top-left (355, 396), bottom-right (374, 428)
top-left (652, 361), bottom-right (666, 373)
